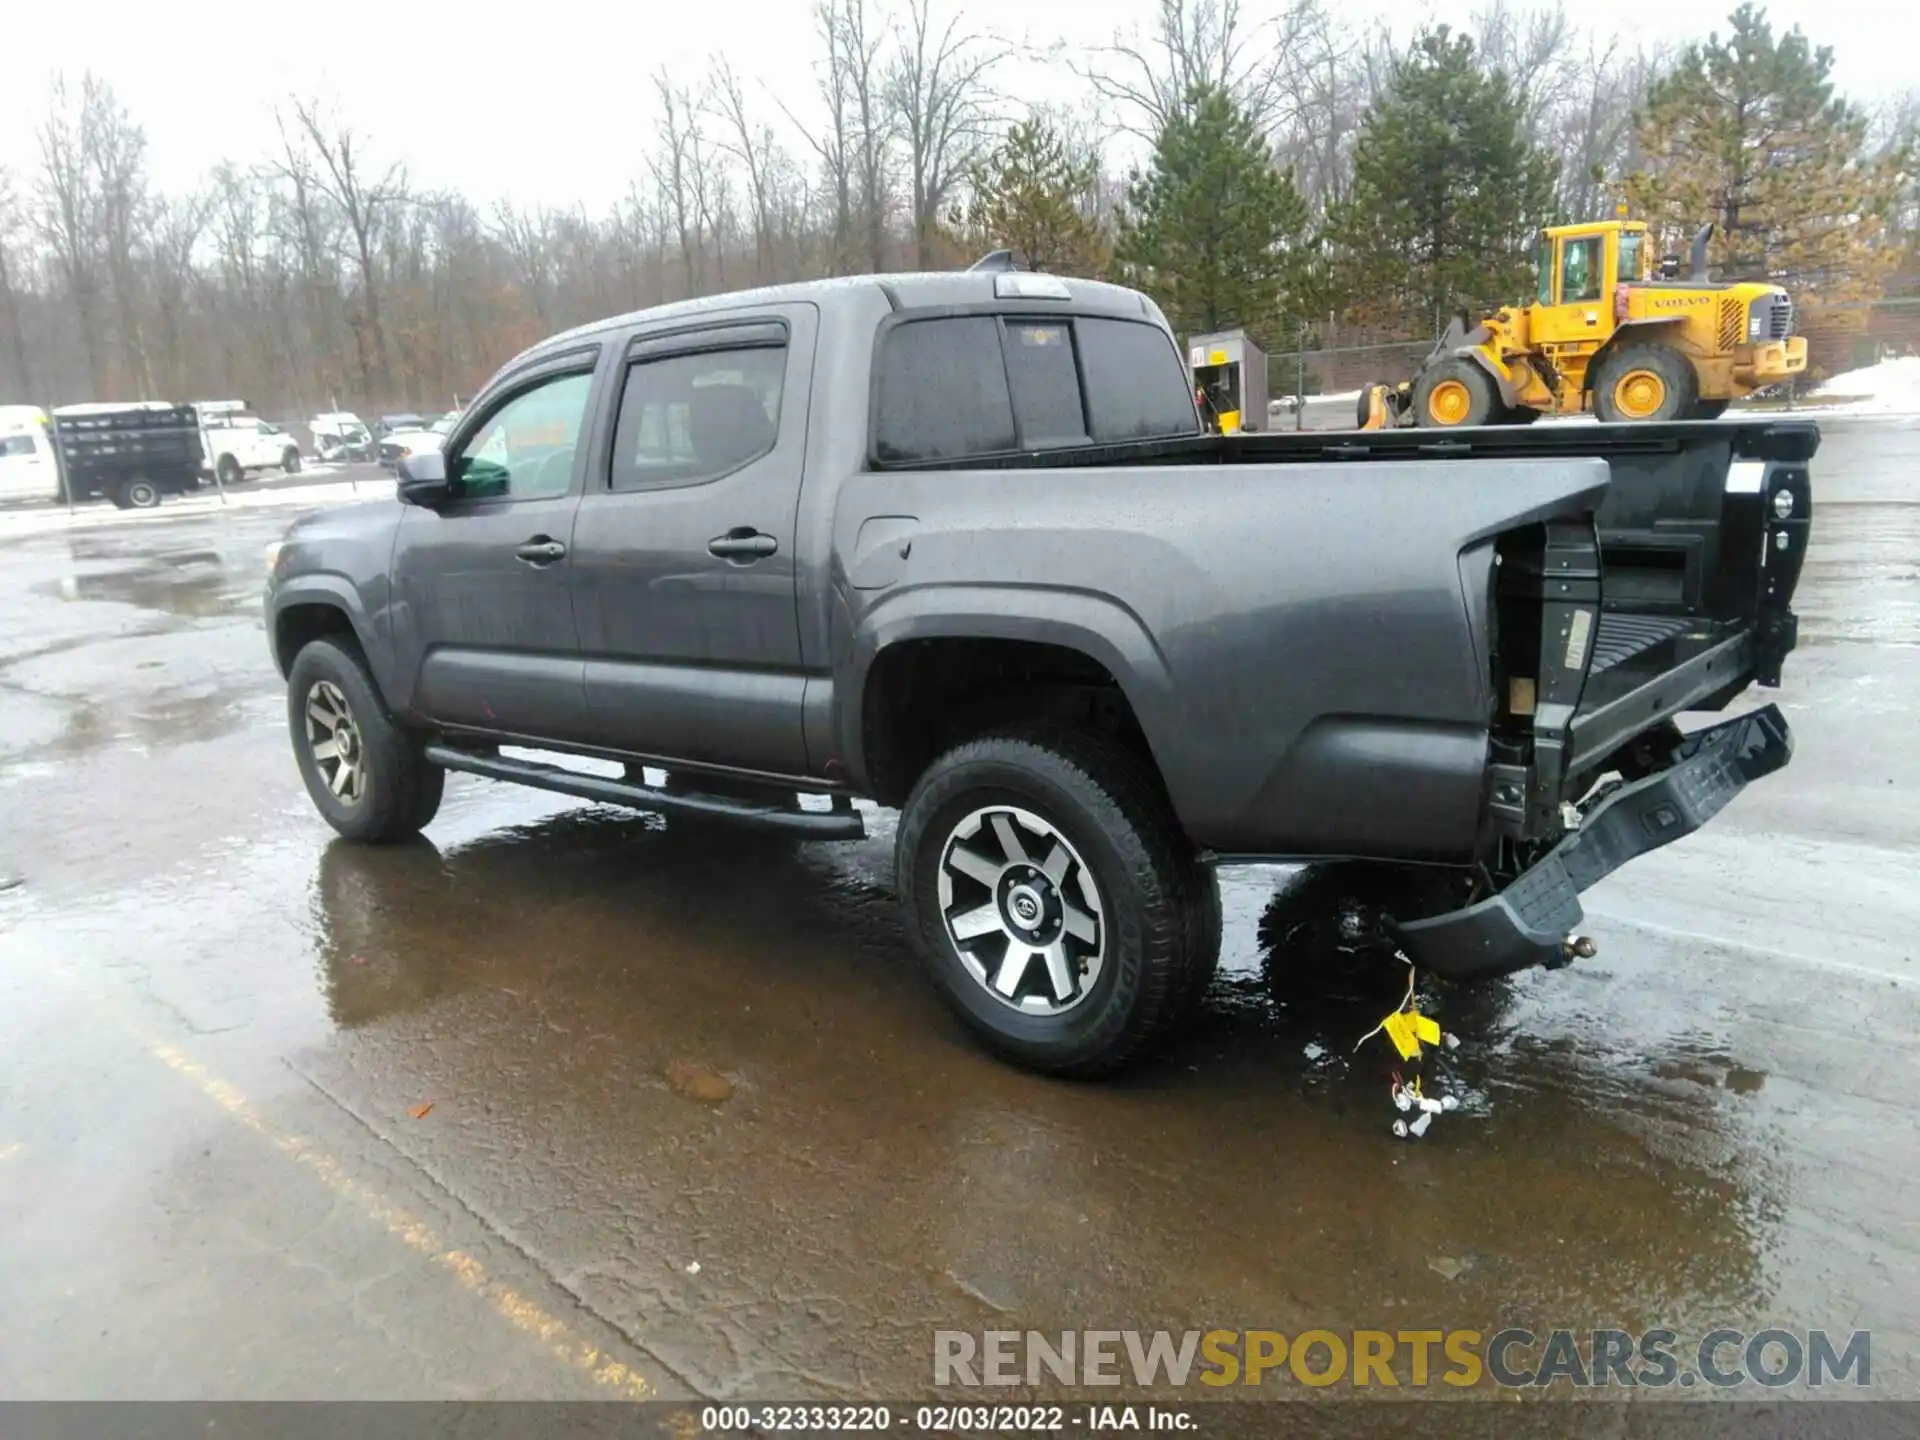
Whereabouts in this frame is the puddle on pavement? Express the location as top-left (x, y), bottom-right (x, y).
top-left (42, 689), bottom-right (257, 760)
top-left (289, 804), bottom-right (1788, 1385)
top-left (35, 545), bottom-right (250, 620)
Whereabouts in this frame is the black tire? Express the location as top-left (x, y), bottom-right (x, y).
top-left (1691, 398), bottom-right (1730, 420)
top-left (288, 636), bottom-right (444, 844)
top-left (216, 455), bottom-right (244, 486)
top-left (1412, 358), bottom-right (1499, 427)
top-left (1591, 343), bottom-right (1698, 423)
top-left (896, 726), bottom-right (1213, 1077)
top-left (282, 448), bottom-right (303, 474)
top-left (115, 478), bottom-right (162, 509)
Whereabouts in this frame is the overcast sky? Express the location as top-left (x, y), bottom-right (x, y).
top-left (0, 0), bottom-right (1908, 214)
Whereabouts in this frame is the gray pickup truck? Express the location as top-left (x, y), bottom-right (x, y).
top-left (265, 268), bottom-right (1813, 1075)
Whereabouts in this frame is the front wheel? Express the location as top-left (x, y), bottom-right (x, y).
top-left (282, 448), bottom-right (303, 474)
top-left (288, 637), bottom-right (444, 843)
top-left (1412, 358), bottom-right (1499, 427)
top-left (896, 728), bottom-right (1214, 1077)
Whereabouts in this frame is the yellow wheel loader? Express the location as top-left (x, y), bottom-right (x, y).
top-left (1359, 220), bottom-right (1808, 429)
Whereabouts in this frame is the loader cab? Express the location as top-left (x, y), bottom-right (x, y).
top-left (1528, 221), bottom-right (1647, 347)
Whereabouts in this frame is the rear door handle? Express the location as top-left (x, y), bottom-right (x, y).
top-left (514, 537), bottom-right (568, 565)
top-left (708, 528), bottom-right (778, 560)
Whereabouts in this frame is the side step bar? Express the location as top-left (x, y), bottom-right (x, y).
top-left (423, 744), bottom-right (868, 840)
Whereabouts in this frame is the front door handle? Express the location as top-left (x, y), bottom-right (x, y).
top-left (708, 528), bottom-right (779, 560)
top-left (515, 537), bottom-right (568, 565)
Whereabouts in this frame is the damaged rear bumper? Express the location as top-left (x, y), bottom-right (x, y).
top-left (1394, 704), bottom-right (1793, 979)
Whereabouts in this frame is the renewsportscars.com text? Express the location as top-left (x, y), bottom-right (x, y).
top-left (932, 1328), bottom-right (1870, 1390)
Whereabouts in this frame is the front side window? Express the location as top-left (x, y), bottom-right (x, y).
top-left (609, 345), bottom-right (786, 492)
top-left (450, 371), bottom-right (592, 502)
top-left (1561, 237), bottom-right (1602, 302)
top-left (1535, 238), bottom-right (1552, 305)
top-left (0, 435), bottom-right (37, 458)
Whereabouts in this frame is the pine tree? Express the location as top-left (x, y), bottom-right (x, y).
top-left (1332, 27), bottom-right (1558, 333)
top-left (1112, 85), bottom-right (1310, 343)
top-left (957, 119), bottom-right (1106, 276)
top-left (1625, 3), bottom-right (1904, 309)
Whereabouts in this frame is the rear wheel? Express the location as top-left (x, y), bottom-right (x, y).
top-left (216, 455), bottom-right (244, 486)
top-left (897, 727), bottom-right (1213, 1076)
top-left (1413, 359), bottom-right (1498, 427)
top-left (1592, 344), bottom-right (1698, 423)
top-left (288, 637), bottom-right (444, 844)
top-left (114, 478), bottom-right (161, 509)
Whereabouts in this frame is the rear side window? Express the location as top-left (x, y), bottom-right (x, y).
top-left (610, 345), bottom-right (786, 491)
top-left (874, 317), bottom-right (1014, 463)
top-left (874, 314), bottom-right (1197, 463)
top-left (1078, 319), bottom-right (1199, 442)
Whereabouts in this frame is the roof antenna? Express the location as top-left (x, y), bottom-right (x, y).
top-left (967, 249), bottom-right (1019, 272)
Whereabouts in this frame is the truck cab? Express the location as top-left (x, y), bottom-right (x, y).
top-left (0, 405), bottom-right (58, 505)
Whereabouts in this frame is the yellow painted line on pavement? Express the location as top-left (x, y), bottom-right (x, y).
top-left (146, 1040), bottom-right (653, 1399)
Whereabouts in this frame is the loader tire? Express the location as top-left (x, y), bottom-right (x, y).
top-left (1413, 359), bottom-right (1498, 427)
top-left (1593, 343), bottom-right (1698, 423)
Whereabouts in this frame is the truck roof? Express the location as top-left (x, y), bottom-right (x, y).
top-left (516, 271), bottom-right (1166, 368)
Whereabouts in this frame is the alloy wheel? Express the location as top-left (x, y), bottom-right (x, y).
top-left (936, 805), bottom-right (1105, 1015)
top-left (304, 680), bottom-right (366, 805)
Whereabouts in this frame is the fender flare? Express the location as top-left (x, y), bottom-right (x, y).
top-left (268, 574), bottom-right (395, 700)
top-left (1586, 316), bottom-right (1693, 389)
top-left (841, 584), bottom-right (1176, 794)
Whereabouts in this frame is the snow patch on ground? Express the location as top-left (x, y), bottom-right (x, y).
top-left (1810, 355), bottom-right (1920, 416)
top-left (0, 476), bottom-right (394, 539)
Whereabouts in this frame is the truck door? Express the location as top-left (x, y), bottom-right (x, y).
top-left (568, 304), bottom-right (817, 776)
top-left (389, 353), bottom-right (601, 740)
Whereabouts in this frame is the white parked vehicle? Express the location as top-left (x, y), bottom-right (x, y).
top-left (310, 411), bottom-right (372, 463)
top-left (375, 413), bottom-right (460, 470)
top-left (195, 400), bottom-right (305, 485)
top-left (0, 405), bottom-right (59, 504)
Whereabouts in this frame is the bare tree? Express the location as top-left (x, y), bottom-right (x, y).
top-left (81, 76), bottom-right (155, 394)
top-left (36, 75), bottom-right (105, 393)
top-left (285, 98), bottom-right (405, 398)
top-left (0, 168), bottom-right (35, 395)
top-left (652, 73), bottom-right (705, 296)
top-left (887, 0), bottom-right (1007, 268)
top-left (494, 202), bottom-right (558, 325)
top-left (1081, 0), bottom-right (1285, 139)
top-left (710, 57), bottom-right (796, 284)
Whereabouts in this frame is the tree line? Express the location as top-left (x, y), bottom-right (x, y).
top-left (0, 0), bottom-right (1914, 418)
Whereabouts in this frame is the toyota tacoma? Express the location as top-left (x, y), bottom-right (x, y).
top-left (265, 267), bottom-right (1813, 1075)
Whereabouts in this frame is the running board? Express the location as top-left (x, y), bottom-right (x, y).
top-left (423, 744), bottom-right (867, 839)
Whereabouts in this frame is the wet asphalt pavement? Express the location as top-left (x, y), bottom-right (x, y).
top-left (0, 422), bottom-right (1916, 1405)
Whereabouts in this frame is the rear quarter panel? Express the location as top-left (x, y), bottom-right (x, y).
top-left (835, 457), bottom-right (1611, 860)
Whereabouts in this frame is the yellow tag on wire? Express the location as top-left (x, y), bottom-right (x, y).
top-left (1382, 1010), bottom-right (1423, 1061)
top-left (1412, 1012), bottom-right (1441, 1047)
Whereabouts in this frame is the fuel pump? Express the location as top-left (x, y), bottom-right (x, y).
top-left (1187, 329), bottom-right (1267, 435)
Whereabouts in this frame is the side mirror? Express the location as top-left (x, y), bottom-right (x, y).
top-left (397, 450), bottom-right (452, 506)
